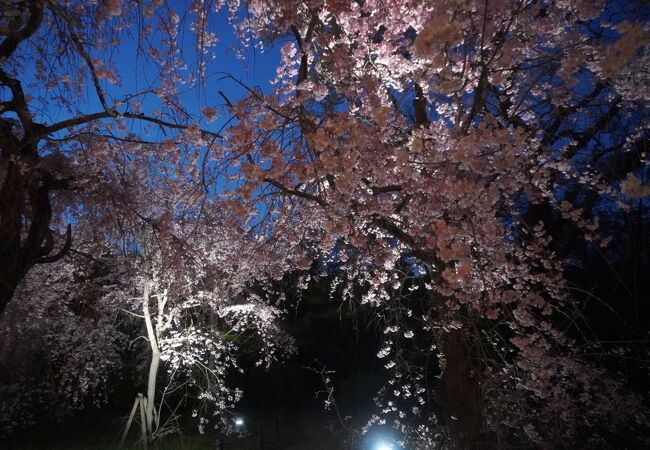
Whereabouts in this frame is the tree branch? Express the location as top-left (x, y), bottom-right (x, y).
top-left (0, 2), bottom-right (43, 63)
top-left (0, 68), bottom-right (34, 135)
top-left (35, 224), bottom-right (72, 264)
top-left (49, 3), bottom-right (115, 115)
top-left (40, 111), bottom-right (223, 140)
top-left (263, 177), bottom-right (327, 206)
top-left (370, 215), bottom-right (443, 267)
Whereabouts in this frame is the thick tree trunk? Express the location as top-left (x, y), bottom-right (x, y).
top-left (1, 141), bottom-right (70, 316)
top-left (0, 161), bottom-right (26, 314)
top-left (0, 4), bottom-right (61, 315)
top-left (439, 329), bottom-right (481, 449)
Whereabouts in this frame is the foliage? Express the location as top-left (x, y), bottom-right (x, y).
top-left (0, 256), bottom-right (126, 435)
top-left (220, 0), bottom-right (650, 447)
top-left (1, 0), bottom-right (650, 448)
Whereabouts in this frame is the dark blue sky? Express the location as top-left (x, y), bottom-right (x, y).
top-left (22, 3), bottom-right (284, 143)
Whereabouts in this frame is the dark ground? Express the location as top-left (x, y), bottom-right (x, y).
top-left (0, 405), bottom-right (350, 449)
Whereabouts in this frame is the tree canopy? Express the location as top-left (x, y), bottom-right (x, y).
top-left (1, 0), bottom-right (649, 448)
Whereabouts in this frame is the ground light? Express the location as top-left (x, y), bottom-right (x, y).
top-left (374, 440), bottom-right (395, 450)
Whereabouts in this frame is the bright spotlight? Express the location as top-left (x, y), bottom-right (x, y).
top-left (375, 441), bottom-right (394, 450)
top-left (234, 417), bottom-right (244, 426)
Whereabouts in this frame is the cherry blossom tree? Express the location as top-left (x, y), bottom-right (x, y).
top-left (1, 1), bottom-right (295, 439)
top-left (220, 0), bottom-right (650, 447)
top-left (2, 0), bottom-right (649, 448)
top-left (0, 0), bottom-right (228, 313)
top-left (116, 205), bottom-right (295, 445)
top-left (0, 157), bottom-right (296, 441)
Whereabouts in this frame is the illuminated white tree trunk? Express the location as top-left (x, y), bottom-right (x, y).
top-left (141, 281), bottom-right (166, 444)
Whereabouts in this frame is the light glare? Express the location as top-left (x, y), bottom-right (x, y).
top-left (375, 442), bottom-right (394, 450)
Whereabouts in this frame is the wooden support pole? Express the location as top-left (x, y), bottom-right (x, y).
top-left (120, 397), bottom-right (141, 446)
top-left (139, 393), bottom-right (149, 450)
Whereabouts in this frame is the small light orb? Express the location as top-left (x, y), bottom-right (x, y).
top-left (234, 418), bottom-right (244, 426)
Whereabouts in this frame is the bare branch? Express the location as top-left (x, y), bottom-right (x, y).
top-left (49, 3), bottom-right (116, 116)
